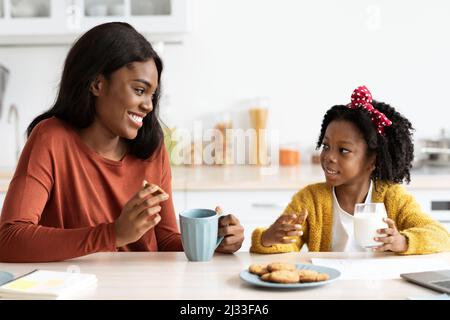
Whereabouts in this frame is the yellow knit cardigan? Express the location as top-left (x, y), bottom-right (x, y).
top-left (250, 181), bottom-right (450, 255)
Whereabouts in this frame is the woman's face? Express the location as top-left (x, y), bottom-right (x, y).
top-left (320, 120), bottom-right (375, 187)
top-left (91, 59), bottom-right (159, 140)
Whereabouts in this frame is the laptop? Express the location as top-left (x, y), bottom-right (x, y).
top-left (401, 270), bottom-right (450, 294)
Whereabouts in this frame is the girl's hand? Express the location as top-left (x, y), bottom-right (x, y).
top-left (373, 217), bottom-right (408, 253)
top-left (114, 181), bottom-right (169, 248)
top-left (261, 208), bottom-right (307, 247)
top-left (215, 206), bottom-right (245, 254)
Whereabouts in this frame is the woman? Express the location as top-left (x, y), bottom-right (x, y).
top-left (0, 22), bottom-right (244, 262)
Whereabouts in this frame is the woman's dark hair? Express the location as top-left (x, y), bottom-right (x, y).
top-left (316, 101), bottom-right (415, 184)
top-left (27, 22), bottom-right (164, 159)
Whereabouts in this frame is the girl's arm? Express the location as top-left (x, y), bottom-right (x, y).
top-left (250, 191), bottom-right (310, 254)
top-left (387, 185), bottom-right (450, 255)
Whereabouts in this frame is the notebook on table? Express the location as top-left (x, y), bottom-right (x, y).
top-left (0, 269), bottom-right (98, 300)
top-left (0, 271), bottom-right (14, 286)
top-left (401, 270), bottom-right (450, 294)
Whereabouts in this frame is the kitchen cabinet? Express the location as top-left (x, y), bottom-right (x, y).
top-left (79, 0), bottom-right (189, 34)
top-left (171, 190), bottom-right (186, 212)
top-left (0, 0), bottom-right (64, 37)
top-left (0, 0), bottom-right (189, 45)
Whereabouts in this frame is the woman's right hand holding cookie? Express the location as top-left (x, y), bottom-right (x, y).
top-left (114, 181), bottom-right (169, 248)
top-left (261, 208), bottom-right (307, 247)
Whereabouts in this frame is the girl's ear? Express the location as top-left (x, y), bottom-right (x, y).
top-left (90, 75), bottom-right (105, 97)
top-left (367, 153), bottom-right (377, 172)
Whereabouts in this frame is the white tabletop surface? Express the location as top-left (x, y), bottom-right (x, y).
top-left (1, 251), bottom-right (449, 300)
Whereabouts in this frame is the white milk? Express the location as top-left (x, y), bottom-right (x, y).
top-left (353, 213), bottom-right (388, 247)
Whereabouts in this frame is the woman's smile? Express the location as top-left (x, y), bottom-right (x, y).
top-left (127, 111), bottom-right (145, 128)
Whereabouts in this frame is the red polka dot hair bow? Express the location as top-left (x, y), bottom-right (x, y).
top-left (348, 85), bottom-right (392, 135)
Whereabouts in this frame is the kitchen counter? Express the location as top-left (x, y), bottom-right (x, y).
top-left (171, 164), bottom-right (326, 191)
top-left (2, 164), bottom-right (450, 193)
top-left (170, 164), bottom-right (450, 191)
top-left (1, 251), bottom-right (449, 300)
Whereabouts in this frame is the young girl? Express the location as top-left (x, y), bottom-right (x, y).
top-left (0, 22), bottom-right (244, 262)
top-left (251, 85), bottom-right (450, 255)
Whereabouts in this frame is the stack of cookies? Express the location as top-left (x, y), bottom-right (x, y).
top-left (249, 262), bottom-right (329, 284)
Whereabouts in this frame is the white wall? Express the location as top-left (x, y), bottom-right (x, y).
top-left (0, 0), bottom-right (449, 164)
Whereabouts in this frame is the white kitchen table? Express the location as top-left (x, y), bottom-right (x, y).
top-left (1, 251), bottom-right (449, 300)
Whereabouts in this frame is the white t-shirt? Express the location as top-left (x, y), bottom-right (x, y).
top-left (331, 181), bottom-right (373, 252)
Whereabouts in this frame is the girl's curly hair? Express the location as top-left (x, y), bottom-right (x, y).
top-left (316, 101), bottom-right (415, 184)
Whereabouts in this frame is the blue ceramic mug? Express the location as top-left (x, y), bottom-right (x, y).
top-left (179, 209), bottom-right (224, 262)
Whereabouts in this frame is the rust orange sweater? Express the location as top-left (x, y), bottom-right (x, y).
top-left (0, 117), bottom-right (182, 262)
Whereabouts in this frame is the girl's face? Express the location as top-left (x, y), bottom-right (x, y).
top-left (91, 59), bottom-right (159, 140)
top-left (320, 120), bottom-right (375, 187)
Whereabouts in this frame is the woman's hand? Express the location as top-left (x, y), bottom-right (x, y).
top-left (114, 181), bottom-right (169, 248)
top-left (373, 217), bottom-right (408, 253)
top-left (261, 209), bottom-right (307, 247)
top-left (215, 207), bottom-right (245, 254)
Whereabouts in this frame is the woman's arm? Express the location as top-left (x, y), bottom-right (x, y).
top-left (153, 146), bottom-right (183, 251)
top-left (0, 174), bottom-right (116, 262)
top-left (0, 123), bottom-right (116, 262)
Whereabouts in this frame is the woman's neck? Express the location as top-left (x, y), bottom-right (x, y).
top-left (335, 178), bottom-right (372, 215)
top-left (77, 120), bottom-right (127, 161)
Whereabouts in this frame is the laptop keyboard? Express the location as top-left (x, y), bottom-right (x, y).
top-left (431, 280), bottom-right (450, 290)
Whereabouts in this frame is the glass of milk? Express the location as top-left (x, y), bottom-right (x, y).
top-left (353, 203), bottom-right (388, 248)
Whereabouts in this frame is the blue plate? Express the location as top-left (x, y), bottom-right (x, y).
top-left (240, 263), bottom-right (341, 289)
top-left (0, 271), bottom-right (14, 286)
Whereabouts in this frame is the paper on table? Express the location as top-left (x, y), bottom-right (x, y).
top-left (0, 270), bottom-right (97, 299)
top-left (311, 258), bottom-right (450, 280)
